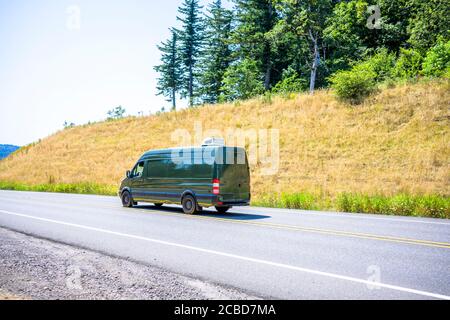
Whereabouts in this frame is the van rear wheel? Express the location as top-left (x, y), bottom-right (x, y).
top-left (182, 195), bottom-right (199, 215)
top-left (121, 191), bottom-right (133, 208)
top-left (215, 206), bottom-right (230, 214)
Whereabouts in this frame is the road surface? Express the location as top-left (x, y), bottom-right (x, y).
top-left (0, 190), bottom-right (449, 300)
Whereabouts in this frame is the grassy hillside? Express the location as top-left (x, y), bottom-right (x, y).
top-left (0, 80), bottom-right (449, 217)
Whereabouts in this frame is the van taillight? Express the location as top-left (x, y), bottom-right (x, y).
top-left (212, 179), bottom-right (220, 195)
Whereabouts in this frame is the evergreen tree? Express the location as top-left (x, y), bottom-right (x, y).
top-left (231, 0), bottom-right (278, 90)
top-left (200, 0), bottom-right (233, 104)
top-left (154, 29), bottom-right (182, 110)
top-left (177, 0), bottom-right (205, 107)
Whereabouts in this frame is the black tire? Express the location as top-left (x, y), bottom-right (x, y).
top-left (154, 203), bottom-right (163, 208)
top-left (182, 194), bottom-right (199, 215)
top-left (215, 206), bottom-right (231, 214)
top-left (121, 191), bottom-right (133, 208)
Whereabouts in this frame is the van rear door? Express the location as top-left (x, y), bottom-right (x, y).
top-left (218, 147), bottom-right (250, 203)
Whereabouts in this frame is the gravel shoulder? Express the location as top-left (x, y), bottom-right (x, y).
top-left (0, 227), bottom-right (258, 300)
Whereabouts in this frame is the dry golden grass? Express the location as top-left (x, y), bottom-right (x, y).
top-left (1, 80), bottom-right (449, 200)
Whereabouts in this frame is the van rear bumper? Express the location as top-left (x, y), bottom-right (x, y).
top-left (218, 200), bottom-right (250, 206)
top-left (196, 194), bottom-right (250, 207)
top-left (199, 195), bottom-right (250, 207)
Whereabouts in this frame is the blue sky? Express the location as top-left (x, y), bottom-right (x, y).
top-left (0, 0), bottom-right (230, 146)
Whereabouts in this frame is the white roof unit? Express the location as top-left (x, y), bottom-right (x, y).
top-left (201, 137), bottom-right (225, 147)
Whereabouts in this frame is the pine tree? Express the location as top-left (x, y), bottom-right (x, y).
top-left (177, 0), bottom-right (205, 107)
top-left (154, 29), bottom-right (182, 110)
top-left (200, 0), bottom-right (233, 104)
top-left (231, 0), bottom-right (278, 91)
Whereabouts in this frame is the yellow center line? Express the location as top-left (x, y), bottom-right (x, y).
top-left (2, 196), bottom-right (450, 249)
top-left (129, 206), bottom-right (450, 249)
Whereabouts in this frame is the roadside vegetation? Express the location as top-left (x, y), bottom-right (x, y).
top-left (254, 192), bottom-right (449, 219)
top-left (0, 181), bottom-right (116, 196)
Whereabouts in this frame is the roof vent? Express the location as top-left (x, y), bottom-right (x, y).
top-left (202, 137), bottom-right (225, 147)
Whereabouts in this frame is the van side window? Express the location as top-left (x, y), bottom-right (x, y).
top-left (132, 161), bottom-right (145, 178)
top-left (147, 158), bottom-right (167, 178)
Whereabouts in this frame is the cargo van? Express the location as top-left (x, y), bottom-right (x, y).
top-left (119, 142), bottom-right (251, 214)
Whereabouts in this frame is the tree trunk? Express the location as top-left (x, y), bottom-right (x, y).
top-left (309, 29), bottom-right (319, 95)
top-left (264, 58), bottom-right (271, 91)
top-left (172, 87), bottom-right (176, 111)
top-left (263, 2), bottom-right (273, 91)
top-left (189, 63), bottom-right (194, 107)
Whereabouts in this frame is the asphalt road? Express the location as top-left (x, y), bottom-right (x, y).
top-left (0, 190), bottom-right (449, 300)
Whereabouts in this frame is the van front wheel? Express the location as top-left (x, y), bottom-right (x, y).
top-left (182, 195), bottom-right (199, 215)
top-left (121, 191), bottom-right (133, 208)
top-left (215, 206), bottom-right (231, 214)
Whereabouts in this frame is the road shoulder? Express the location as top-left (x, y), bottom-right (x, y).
top-left (0, 227), bottom-right (257, 300)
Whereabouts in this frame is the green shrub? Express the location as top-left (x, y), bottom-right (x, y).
top-left (361, 48), bottom-right (396, 82)
top-left (330, 49), bottom-right (397, 104)
top-left (392, 48), bottom-right (423, 79)
top-left (422, 40), bottom-right (450, 77)
top-left (272, 67), bottom-right (307, 95)
top-left (329, 64), bottom-right (377, 104)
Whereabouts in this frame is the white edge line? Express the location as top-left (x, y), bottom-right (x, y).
top-left (1, 209), bottom-right (449, 300)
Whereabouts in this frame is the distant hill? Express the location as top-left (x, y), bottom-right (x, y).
top-left (0, 145), bottom-right (20, 160)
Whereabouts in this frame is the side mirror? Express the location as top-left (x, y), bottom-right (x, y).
top-left (126, 170), bottom-right (131, 178)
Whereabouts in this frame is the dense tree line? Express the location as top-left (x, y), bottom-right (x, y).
top-left (154, 0), bottom-right (450, 109)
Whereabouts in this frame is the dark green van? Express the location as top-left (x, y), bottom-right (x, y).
top-left (118, 145), bottom-right (251, 214)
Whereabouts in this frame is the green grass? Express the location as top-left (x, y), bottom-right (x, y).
top-left (253, 192), bottom-right (449, 219)
top-left (0, 181), bottom-right (117, 196)
top-left (1, 181), bottom-right (448, 219)
top-left (253, 192), bottom-right (320, 211)
top-left (336, 193), bottom-right (450, 219)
